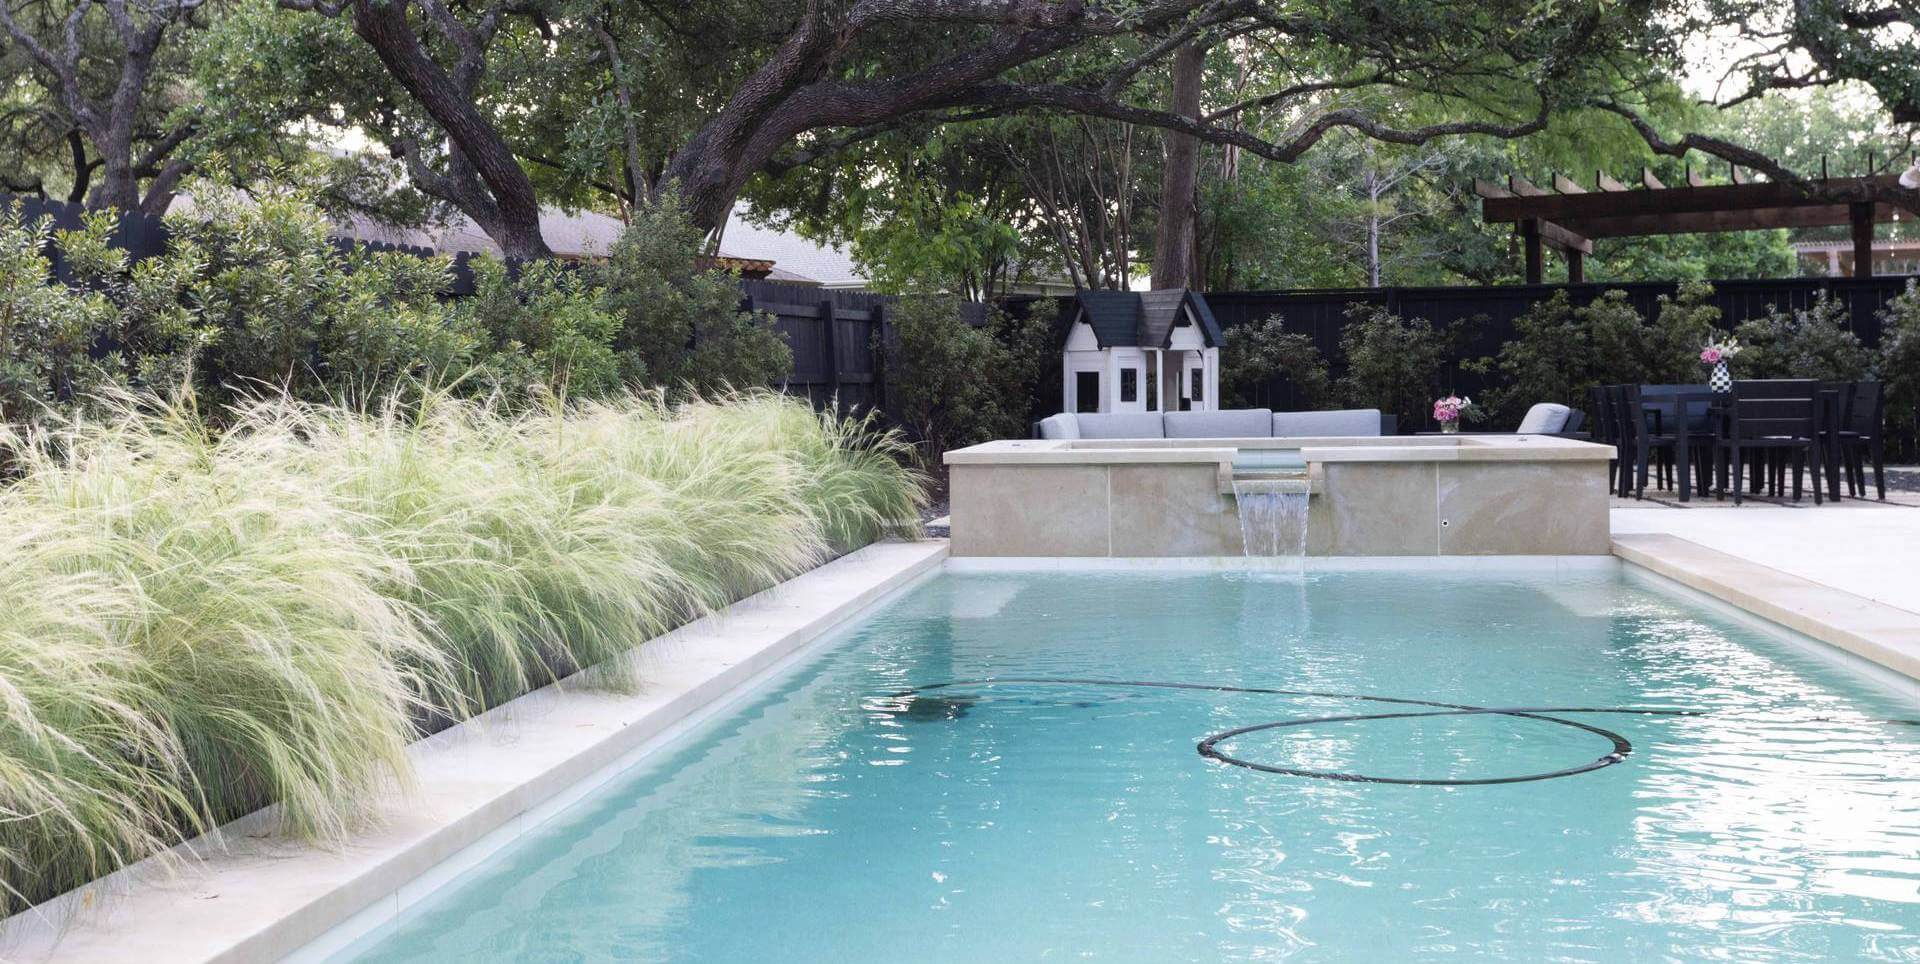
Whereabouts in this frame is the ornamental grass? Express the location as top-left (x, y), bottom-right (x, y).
top-left (0, 388), bottom-right (922, 915)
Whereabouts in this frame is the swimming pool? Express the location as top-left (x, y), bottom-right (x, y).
top-left (335, 566), bottom-right (1920, 960)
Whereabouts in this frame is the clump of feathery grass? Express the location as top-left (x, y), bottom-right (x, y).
top-left (0, 385), bottom-right (923, 915)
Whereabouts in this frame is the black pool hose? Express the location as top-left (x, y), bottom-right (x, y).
top-left (879, 677), bottom-right (1736, 787)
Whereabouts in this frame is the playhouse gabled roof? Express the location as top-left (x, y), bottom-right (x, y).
top-left (1068, 288), bottom-right (1222, 349)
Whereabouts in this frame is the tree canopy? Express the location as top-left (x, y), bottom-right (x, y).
top-left (0, 0), bottom-right (1913, 275)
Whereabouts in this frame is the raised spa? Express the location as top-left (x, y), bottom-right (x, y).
top-left (943, 433), bottom-right (1614, 557)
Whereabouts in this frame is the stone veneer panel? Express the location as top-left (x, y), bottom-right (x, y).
top-left (949, 464), bottom-right (1112, 556)
top-left (1110, 464), bottom-right (1245, 556)
top-left (1319, 462), bottom-right (1440, 555)
top-left (1436, 462), bottom-right (1610, 555)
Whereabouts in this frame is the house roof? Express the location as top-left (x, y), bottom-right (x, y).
top-left (1068, 288), bottom-right (1222, 349)
top-left (716, 209), bottom-right (863, 288)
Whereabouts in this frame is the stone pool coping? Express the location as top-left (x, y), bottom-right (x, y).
top-left (945, 433), bottom-right (1612, 469)
top-left (0, 539), bottom-right (948, 964)
top-left (1613, 533), bottom-right (1920, 681)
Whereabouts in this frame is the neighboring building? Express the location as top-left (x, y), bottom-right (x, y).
top-left (1060, 289), bottom-right (1222, 415)
top-left (1793, 238), bottom-right (1920, 278)
top-left (330, 201), bottom-right (1075, 294)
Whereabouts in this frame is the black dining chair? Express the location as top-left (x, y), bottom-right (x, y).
top-left (1597, 385), bottom-right (1634, 497)
top-left (1714, 380), bottom-right (1824, 506)
top-left (1622, 384), bottom-right (1713, 499)
top-left (1839, 381), bottom-right (1887, 500)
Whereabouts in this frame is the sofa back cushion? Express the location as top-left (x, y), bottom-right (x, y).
top-left (1162, 408), bottom-right (1274, 438)
top-left (1074, 412), bottom-right (1167, 439)
top-left (1272, 409), bottom-right (1382, 437)
top-left (1516, 402), bottom-right (1571, 434)
top-left (1036, 413), bottom-right (1081, 440)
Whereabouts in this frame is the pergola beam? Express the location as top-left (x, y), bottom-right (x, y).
top-left (1483, 175), bottom-right (1901, 224)
top-left (1557, 203), bottom-right (1900, 238)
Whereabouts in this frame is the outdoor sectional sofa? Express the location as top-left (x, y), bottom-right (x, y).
top-left (1033, 408), bottom-right (1389, 440)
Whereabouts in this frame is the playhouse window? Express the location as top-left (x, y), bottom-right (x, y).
top-left (1190, 368), bottom-right (1204, 403)
top-left (1075, 371), bottom-right (1100, 413)
top-left (1120, 368), bottom-right (1138, 403)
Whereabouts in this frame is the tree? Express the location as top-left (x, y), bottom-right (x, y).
top-left (244, 0), bottom-right (1671, 257)
top-left (0, 0), bottom-right (204, 211)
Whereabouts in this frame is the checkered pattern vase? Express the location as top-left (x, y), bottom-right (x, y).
top-left (1708, 360), bottom-right (1733, 393)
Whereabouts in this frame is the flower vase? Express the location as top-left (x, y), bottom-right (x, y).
top-left (1441, 421), bottom-right (1460, 434)
top-left (1709, 360), bottom-right (1732, 393)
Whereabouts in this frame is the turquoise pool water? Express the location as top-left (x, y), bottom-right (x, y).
top-left (339, 567), bottom-right (1920, 961)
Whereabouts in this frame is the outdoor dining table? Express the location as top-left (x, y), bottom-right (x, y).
top-left (1635, 384), bottom-right (1846, 503)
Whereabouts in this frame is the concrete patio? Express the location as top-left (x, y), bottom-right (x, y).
top-left (1610, 466), bottom-right (1920, 617)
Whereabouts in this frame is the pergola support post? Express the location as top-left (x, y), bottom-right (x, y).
top-left (1521, 219), bottom-right (1543, 284)
top-left (1851, 202), bottom-right (1875, 278)
top-left (1567, 249), bottom-right (1585, 284)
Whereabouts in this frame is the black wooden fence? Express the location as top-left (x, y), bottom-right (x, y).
top-left (10, 191), bottom-right (1912, 429)
top-left (1202, 277), bottom-right (1916, 413)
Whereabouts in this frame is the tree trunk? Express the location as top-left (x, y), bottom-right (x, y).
top-left (349, 0), bottom-right (551, 258)
top-left (1151, 43), bottom-right (1204, 290)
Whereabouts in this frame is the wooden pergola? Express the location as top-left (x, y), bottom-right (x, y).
top-left (1477, 170), bottom-right (1909, 283)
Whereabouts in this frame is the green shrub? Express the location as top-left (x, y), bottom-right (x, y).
top-left (880, 294), bottom-right (1048, 463)
top-left (1877, 281), bottom-right (1920, 461)
top-left (0, 388), bottom-right (922, 914)
top-left (457, 258), bottom-right (622, 399)
top-left (1222, 314), bottom-right (1332, 410)
top-left (1733, 292), bottom-right (1875, 382)
top-left (155, 178), bottom-right (474, 408)
top-left (0, 206), bottom-right (122, 428)
top-left (599, 197), bottom-right (792, 396)
top-left (1470, 284), bottom-right (1717, 427)
top-left (1338, 303), bottom-right (1463, 430)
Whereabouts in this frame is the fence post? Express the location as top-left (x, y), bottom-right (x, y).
top-left (870, 302), bottom-right (887, 416)
top-left (819, 297), bottom-right (840, 412)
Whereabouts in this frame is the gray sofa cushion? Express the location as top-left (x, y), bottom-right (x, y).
top-left (1074, 412), bottom-right (1167, 439)
top-left (1272, 409), bottom-right (1382, 437)
top-left (1516, 402), bottom-right (1570, 434)
top-left (1162, 408), bottom-right (1274, 438)
top-left (1036, 413), bottom-right (1081, 440)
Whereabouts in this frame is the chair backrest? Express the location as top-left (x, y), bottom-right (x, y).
top-left (1847, 381), bottom-right (1884, 434)
top-left (1586, 387), bottom-right (1612, 443)
top-left (1640, 383), bottom-right (1714, 434)
top-left (1729, 380), bottom-right (1816, 441)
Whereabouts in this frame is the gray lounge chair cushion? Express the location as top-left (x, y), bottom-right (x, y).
top-left (1272, 409), bottom-right (1382, 437)
top-left (1037, 413), bottom-right (1081, 440)
top-left (1074, 412), bottom-right (1167, 439)
top-left (1162, 408), bottom-right (1274, 438)
top-left (1516, 402), bottom-right (1571, 434)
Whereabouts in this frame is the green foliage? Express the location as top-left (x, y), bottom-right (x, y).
top-left (1878, 281), bottom-right (1920, 461)
top-left (1337, 304), bottom-right (1463, 430)
top-left (599, 196), bottom-right (791, 396)
top-left (163, 179), bottom-right (473, 406)
top-left (1733, 294), bottom-right (1875, 381)
top-left (0, 205), bottom-right (121, 426)
top-left (457, 258), bottom-right (622, 399)
top-left (1221, 315), bottom-right (1332, 409)
top-left (1469, 284), bottom-right (1719, 426)
top-left (0, 388), bottom-right (923, 914)
top-left (880, 295), bottom-right (1050, 463)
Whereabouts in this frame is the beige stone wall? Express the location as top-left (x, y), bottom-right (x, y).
top-left (949, 456), bottom-right (1609, 558)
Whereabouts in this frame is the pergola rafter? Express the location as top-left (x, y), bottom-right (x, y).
top-left (1477, 171), bottom-right (1906, 282)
